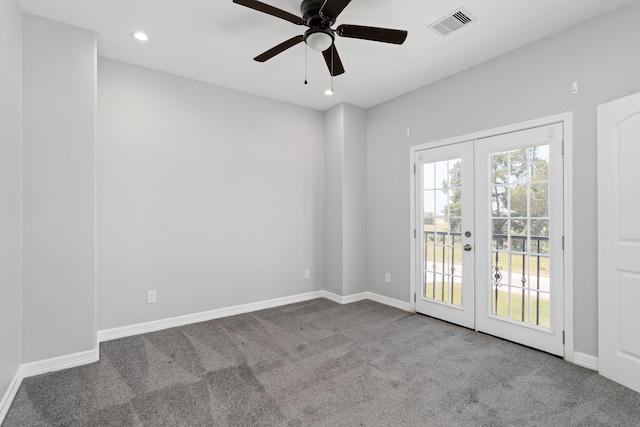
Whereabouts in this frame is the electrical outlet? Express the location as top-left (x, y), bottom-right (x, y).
top-left (385, 273), bottom-right (391, 284)
top-left (304, 269), bottom-right (310, 280)
top-left (147, 290), bottom-right (157, 304)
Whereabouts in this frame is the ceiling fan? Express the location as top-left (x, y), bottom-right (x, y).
top-left (232, 0), bottom-right (408, 76)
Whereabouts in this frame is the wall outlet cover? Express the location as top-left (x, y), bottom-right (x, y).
top-left (147, 290), bottom-right (157, 304)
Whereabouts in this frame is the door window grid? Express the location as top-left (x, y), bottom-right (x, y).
top-left (423, 158), bottom-right (463, 306)
top-left (490, 146), bottom-right (551, 328)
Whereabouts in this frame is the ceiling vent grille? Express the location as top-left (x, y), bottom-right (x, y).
top-left (428, 8), bottom-right (477, 37)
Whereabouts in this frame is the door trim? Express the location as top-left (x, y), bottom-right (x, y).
top-left (409, 112), bottom-right (574, 362)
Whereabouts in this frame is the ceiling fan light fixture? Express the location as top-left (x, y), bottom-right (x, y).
top-left (304, 29), bottom-right (333, 52)
top-left (234, 0), bottom-right (407, 77)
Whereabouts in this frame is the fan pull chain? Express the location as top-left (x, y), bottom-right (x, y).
top-left (304, 44), bottom-right (308, 85)
top-left (331, 43), bottom-right (334, 93)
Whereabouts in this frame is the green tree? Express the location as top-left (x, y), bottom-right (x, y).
top-left (440, 160), bottom-right (462, 230)
top-left (423, 212), bottom-right (435, 225)
top-left (440, 147), bottom-right (549, 242)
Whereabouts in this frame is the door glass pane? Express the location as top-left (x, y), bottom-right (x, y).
top-left (423, 162), bottom-right (435, 189)
top-left (489, 145), bottom-right (551, 328)
top-left (423, 190), bottom-right (436, 222)
top-left (530, 183), bottom-right (549, 217)
top-left (492, 152), bottom-right (509, 185)
top-left (434, 161), bottom-right (449, 191)
top-left (491, 185), bottom-right (509, 217)
top-left (422, 158), bottom-right (463, 306)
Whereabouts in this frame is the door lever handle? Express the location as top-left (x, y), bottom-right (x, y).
top-left (463, 244), bottom-right (473, 252)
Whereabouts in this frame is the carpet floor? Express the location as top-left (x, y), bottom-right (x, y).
top-left (4, 299), bottom-right (640, 426)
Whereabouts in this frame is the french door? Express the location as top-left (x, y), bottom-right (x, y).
top-left (415, 123), bottom-right (564, 356)
top-left (415, 141), bottom-right (475, 329)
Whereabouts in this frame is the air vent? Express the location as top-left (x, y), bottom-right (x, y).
top-left (428, 8), bottom-right (477, 37)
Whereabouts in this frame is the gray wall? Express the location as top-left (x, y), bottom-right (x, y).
top-left (341, 104), bottom-right (367, 296)
top-left (0, 0), bottom-right (22, 401)
top-left (323, 105), bottom-right (344, 296)
top-left (366, 0), bottom-right (640, 356)
top-left (323, 104), bottom-right (367, 296)
top-left (97, 58), bottom-right (324, 330)
top-left (22, 14), bottom-right (97, 362)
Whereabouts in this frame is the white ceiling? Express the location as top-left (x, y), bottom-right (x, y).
top-left (18, 0), bottom-right (637, 111)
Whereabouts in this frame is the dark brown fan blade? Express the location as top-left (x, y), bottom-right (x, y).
top-left (322, 45), bottom-right (345, 76)
top-left (233, 0), bottom-right (305, 25)
top-left (254, 35), bottom-right (304, 62)
top-left (336, 24), bottom-right (408, 44)
top-left (319, 0), bottom-right (352, 20)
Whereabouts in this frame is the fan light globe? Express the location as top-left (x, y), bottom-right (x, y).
top-left (306, 32), bottom-right (333, 51)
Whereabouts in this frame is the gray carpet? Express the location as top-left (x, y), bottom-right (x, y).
top-left (4, 299), bottom-right (640, 426)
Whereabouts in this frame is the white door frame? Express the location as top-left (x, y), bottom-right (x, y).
top-left (409, 112), bottom-right (574, 362)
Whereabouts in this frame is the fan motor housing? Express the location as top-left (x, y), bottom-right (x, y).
top-left (301, 0), bottom-right (334, 27)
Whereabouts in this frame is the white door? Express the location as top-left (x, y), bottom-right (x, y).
top-left (475, 123), bottom-right (564, 357)
top-left (415, 141), bottom-right (475, 329)
top-left (414, 123), bottom-right (565, 356)
top-left (597, 91), bottom-right (640, 393)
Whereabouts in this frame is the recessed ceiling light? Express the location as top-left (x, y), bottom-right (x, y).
top-left (132, 31), bottom-right (149, 42)
top-left (324, 89), bottom-right (334, 96)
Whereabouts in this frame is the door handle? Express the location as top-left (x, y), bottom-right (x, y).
top-left (463, 244), bottom-right (473, 251)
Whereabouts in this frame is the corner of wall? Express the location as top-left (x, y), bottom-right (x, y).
top-left (0, 367), bottom-right (23, 424)
top-left (21, 12), bottom-right (98, 363)
top-left (0, 0), bottom-right (24, 422)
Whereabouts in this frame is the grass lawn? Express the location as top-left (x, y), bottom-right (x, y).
top-left (425, 281), bottom-right (550, 328)
top-left (422, 220), bottom-right (550, 278)
top-left (424, 243), bottom-right (549, 278)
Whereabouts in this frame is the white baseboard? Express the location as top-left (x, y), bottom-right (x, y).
top-left (367, 292), bottom-right (412, 312)
top-left (321, 290), bottom-right (369, 305)
top-left (321, 291), bottom-right (411, 311)
top-left (1, 349), bottom-right (99, 424)
top-left (98, 291), bottom-right (324, 342)
top-left (573, 351), bottom-right (599, 371)
top-left (99, 290), bottom-right (411, 343)
top-left (0, 367), bottom-right (23, 424)
top-left (322, 290), bottom-right (411, 312)
top-left (21, 349), bottom-right (99, 378)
